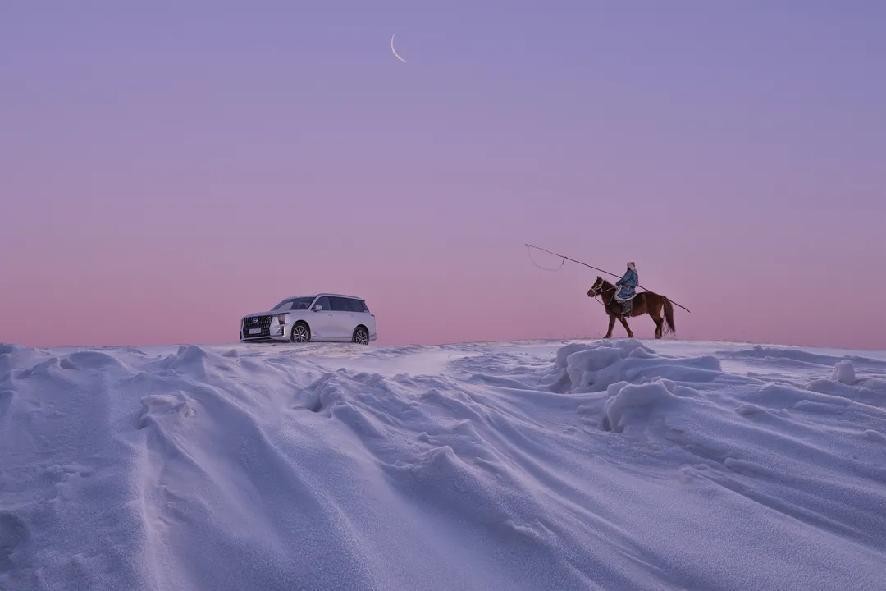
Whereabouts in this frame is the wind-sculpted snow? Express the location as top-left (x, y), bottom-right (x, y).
top-left (1, 340), bottom-right (885, 590)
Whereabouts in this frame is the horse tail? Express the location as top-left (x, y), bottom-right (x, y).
top-left (663, 298), bottom-right (676, 335)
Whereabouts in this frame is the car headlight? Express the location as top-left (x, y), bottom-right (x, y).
top-left (276, 313), bottom-right (288, 324)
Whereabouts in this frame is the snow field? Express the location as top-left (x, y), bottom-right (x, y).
top-left (1, 339), bottom-right (885, 590)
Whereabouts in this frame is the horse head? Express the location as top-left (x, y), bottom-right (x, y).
top-left (587, 276), bottom-right (607, 298)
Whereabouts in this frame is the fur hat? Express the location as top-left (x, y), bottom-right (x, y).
top-left (627, 261), bottom-right (636, 270)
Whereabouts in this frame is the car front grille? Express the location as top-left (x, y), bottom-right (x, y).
top-left (242, 315), bottom-right (272, 339)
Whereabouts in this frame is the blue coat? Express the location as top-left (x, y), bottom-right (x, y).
top-left (615, 268), bottom-right (637, 301)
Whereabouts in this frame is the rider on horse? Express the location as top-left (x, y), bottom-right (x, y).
top-left (614, 261), bottom-right (638, 316)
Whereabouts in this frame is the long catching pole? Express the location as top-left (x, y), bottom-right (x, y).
top-left (525, 243), bottom-right (692, 313)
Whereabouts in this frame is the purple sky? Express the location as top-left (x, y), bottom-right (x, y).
top-left (2, 2), bottom-right (885, 349)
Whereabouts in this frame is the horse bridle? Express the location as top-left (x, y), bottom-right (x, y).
top-left (589, 280), bottom-right (614, 307)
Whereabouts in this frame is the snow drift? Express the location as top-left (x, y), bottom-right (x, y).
top-left (1, 339), bottom-right (885, 590)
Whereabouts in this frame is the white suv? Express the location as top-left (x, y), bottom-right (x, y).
top-left (240, 294), bottom-right (377, 345)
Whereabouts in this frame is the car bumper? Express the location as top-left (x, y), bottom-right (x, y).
top-left (240, 319), bottom-right (287, 342)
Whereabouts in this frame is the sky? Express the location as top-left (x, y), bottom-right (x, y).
top-left (1, 1), bottom-right (884, 349)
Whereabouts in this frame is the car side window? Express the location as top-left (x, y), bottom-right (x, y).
top-left (329, 297), bottom-right (351, 312)
top-left (313, 296), bottom-right (331, 311)
top-left (357, 300), bottom-right (369, 313)
top-left (289, 297), bottom-right (314, 310)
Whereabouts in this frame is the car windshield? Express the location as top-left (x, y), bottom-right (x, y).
top-left (272, 296), bottom-right (315, 311)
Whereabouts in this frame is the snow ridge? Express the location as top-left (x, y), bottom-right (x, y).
top-left (1, 340), bottom-right (885, 590)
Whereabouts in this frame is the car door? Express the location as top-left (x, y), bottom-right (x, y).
top-left (328, 297), bottom-right (356, 340)
top-left (309, 296), bottom-right (336, 340)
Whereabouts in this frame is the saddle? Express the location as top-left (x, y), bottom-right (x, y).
top-left (613, 293), bottom-right (638, 316)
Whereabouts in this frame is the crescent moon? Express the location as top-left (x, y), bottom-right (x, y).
top-left (390, 34), bottom-right (407, 63)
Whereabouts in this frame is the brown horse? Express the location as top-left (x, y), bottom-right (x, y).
top-left (587, 276), bottom-right (676, 339)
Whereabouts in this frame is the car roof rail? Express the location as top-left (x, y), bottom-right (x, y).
top-left (282, 293), bottom-right (363, 300)
top-left (316, 292), bottom-right (361, 299)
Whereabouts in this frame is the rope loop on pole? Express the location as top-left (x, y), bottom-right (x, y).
top-left (525, 244), bottom-right (566, 272)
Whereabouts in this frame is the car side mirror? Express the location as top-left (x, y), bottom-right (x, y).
top-left (312, 304), bottom-right (323, 311)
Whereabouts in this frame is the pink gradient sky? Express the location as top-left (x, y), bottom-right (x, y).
top-left (1, 2), bottom-right (885, 349)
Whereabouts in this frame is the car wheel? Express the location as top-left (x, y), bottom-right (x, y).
top-left (291, 322), bottom-right (311, 343)
top-left (353, 326), bottom-right (369, 345)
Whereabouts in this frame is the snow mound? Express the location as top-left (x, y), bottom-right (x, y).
top-left (1, 340), bottom-right (885, 590)
top-left (602, 380), bottom-right (678, 432)
top-left (0, 344), bottom-right (21, 356)
top-left (832, 360), bottom-right (857, 384)
top-left (717, 344), bottom-right (886, 374)
top-left (718, 344), bottom-right (846, 365)
top-left (557, 339), bottom-right (720, 392)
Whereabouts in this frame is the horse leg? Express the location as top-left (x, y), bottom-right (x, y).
top-left (650, 310), bottom-right (664, 339)
top-left (619, 316), bottom-right (634, 338)
top-left (605, 315), bottom-right (615, 338)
